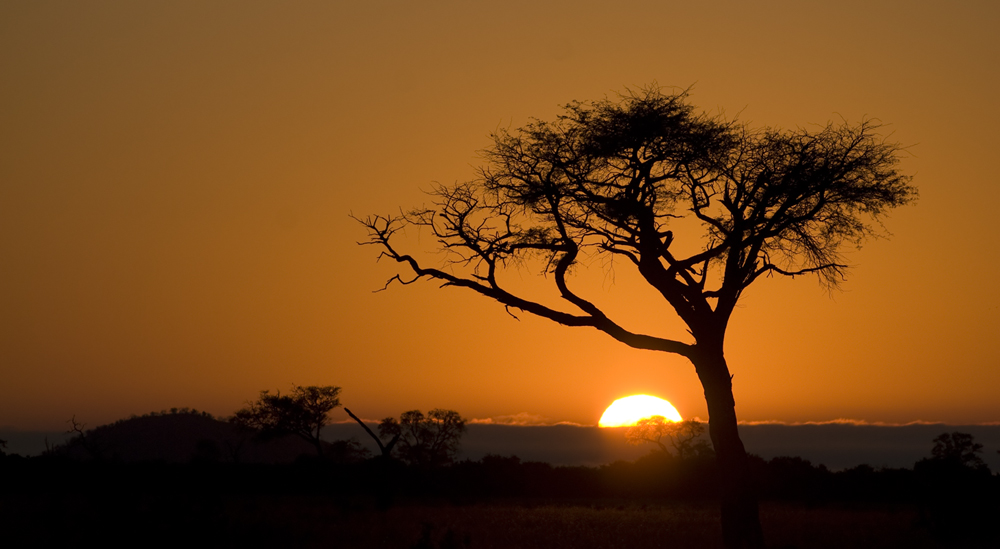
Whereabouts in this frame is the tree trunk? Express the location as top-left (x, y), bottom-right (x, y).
top-left (691, 345), bottom-right (765, 549)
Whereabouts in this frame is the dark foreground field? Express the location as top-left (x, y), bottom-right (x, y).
top-left (4, 427), bottom-right (997, 549)
top-left (1, 492), bottom-right (977, 549)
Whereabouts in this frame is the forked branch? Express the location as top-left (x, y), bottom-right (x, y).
top-left (357, 213), bottom-right (694, 357)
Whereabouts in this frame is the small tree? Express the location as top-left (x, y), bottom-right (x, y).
top-left (626, 417), bottom-right (713, 460)
top-left (378, 409), bottom-right (466, 467)
top-left (65, 415), bottom-right (103, 460)
top-left (231, 385), bottom-right (341, 457)
top-left (915, 432), bottom-right (993, 540)
top-left (929, 432), bottom-right (987, 471)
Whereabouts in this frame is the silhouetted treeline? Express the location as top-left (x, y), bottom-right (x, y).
top-left (5, 445), bottom-right (997, 504)
top-left (4, 440), bottom-right (999, 546)
top-left (5, 412), bottom-right (996, 506)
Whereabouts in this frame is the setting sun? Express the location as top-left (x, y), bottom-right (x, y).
top-left (598, 395), bottom-right (683, 427)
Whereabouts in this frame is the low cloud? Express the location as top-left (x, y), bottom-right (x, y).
top-left (738, 419), bottom-right (955, 427)
top-left (470, 413), bottom-right (587, 427)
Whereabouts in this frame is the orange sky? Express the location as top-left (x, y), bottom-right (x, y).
top-left (2, 2), bottom-right (999, 430)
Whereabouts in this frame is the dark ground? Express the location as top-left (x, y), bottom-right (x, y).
top-left (4, 414), bottom-right (996, 547)
top-left (2, 455), bottom-right (997, 548)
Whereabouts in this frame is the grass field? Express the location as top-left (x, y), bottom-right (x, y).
top-left (5, 486), bottom-right (993, 548)
top-left (6, 494), bottom-right (960, 548)
top-left (309, 500), bottom-right (963, 549)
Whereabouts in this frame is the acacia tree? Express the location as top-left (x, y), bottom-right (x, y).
top-left (626, 417), bottom-right (713, 460)
top-left (378, 409), bottom-right (466, 467)
top-left (358, 87), bottom-right (915, 548)
top-left (231, 385), bottom-right (341, 457)
top-left (928, 432), bottom-right (987, 471)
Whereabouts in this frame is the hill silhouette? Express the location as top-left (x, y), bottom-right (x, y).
top-left (50, 409), bottom-right (364, 464)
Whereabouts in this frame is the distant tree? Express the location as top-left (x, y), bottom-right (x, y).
top-left (929, 432), bottom-right (987, 470)
top-left (65, 415), bottom-right (103, 460)
top-left (915, 432), bottom-right (994, 541)
top-left (626, 417), bottom-right (713, 460)
top-left (378, 409), bottom-right (466, 467)
top-left (358, 85), bottom-right (915, 547)
top-left (231, 385), bottom-right (341, 457)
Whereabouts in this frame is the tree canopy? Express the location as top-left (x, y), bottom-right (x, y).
top-left (231, 385), bottom-right (341, 457)
top-left (626, 417), bottom-right (713, 460)
top-left (929, 431), bottom-right (987, 471)
top-left (360, 87), bottom-right (915, 357)
top-left (378, 409), bottom-right (467, 467)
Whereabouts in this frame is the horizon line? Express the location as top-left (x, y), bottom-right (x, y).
top-left (325, 417), bottom-right (1000, 428)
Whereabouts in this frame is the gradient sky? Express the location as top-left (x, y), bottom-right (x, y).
top-left (2, 1), bottom-right (998, 430)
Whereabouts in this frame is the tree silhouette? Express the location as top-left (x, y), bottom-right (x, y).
top-left (231, 385), bottom-right (341, 457)
top-left (378, 409), bottom-right (466, 467)
top-left (915, 432), bottom-right (994, 540)
top-left (358, 86), bottom-right (915, 547)
top-left (65, 415), bottom-right (104, 460)
top-left (929, 432), bottom-right (987, 470)
top-left (626, 417), bottom-right (713, 460)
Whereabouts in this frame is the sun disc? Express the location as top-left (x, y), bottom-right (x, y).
top-left (599, 394), bottom-right (682, 427)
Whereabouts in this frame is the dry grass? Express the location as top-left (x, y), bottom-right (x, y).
top-left (5, 492), bottom-right (977, 548)
top-left (759, 503), bottom-right (946, 549)
top-left (215, 497), bottom-right (960, 549)
top-left (329, 501), bottom-right (721, 549)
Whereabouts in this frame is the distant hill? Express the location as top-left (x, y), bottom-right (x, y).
top-left (49, 411), bottom-right (360, 464)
